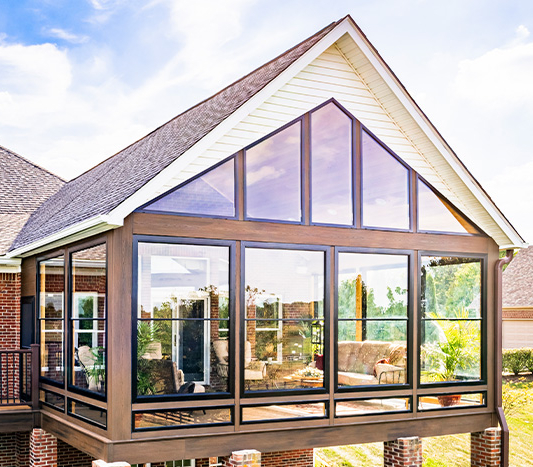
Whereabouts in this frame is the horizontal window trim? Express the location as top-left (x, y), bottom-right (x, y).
top-left (137, 318), bottom-right (230, 322)
top-left (240, 399), bottom-right (328, 424)
top-left (40, 389), bottom-right (65, 413)
top-left (338, 317), bottom-right (409, 321)
top-left (334, 395), bottom-right (412, 418)
top-left (421, 317), bottom-right (482, 321)
top-left (66, 383), bottom-right (107, 403)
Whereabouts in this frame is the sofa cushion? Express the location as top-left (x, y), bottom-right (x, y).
top-left (338, 371), bottom-right (377, 386)
top-left (359, 341), bottom-right (394, 374)
top-left (338, 341), bottom-right (362, 372)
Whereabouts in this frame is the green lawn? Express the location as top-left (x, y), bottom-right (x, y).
top-left (316, 380), bottom-right (533, 466)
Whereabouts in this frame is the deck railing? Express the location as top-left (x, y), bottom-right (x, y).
top-left (0, 344), bottom-right (39, 410)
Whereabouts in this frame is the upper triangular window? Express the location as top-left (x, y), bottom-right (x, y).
top-left (417, 179), bottom-right (474, 234)
top-left (142, 158), bottom-right (235, 217)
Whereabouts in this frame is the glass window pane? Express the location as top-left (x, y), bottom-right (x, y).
top-left (144, 158), bottom-right (235, 217)
top-left (418, 180), bottom-right (470, 233)
top-left (41, 320), bottom-right (64, 382)
top-left (311, 103), bottom-right (353, 225)
top-left (71, 244), bottom-right (107, 395)
top-left (246, 122), bottom-right (301, 221)
top-left (68, 399), bottom-right (107, 428)
top-left (418, 392), bottom-right (484, 411)
top-left (244, 248), bottom-right (325, 392)
top-left (137, 243), bottom-right (230, 396)
top-left (134, 407), bottom-right (232, 430)
top-left (421, 256), bottom-right (481, 318)
top-left (338, 321), bottom-right (407, 386)
top-left (40, 390), bottom-right (65, 411)
top-left (338, 253), bottom-right (408, 319)
top-left (40, 256), bottom-right (64, 319)
top-left (242, 402), bottom-right (326, 422)
top-left (362, 131), bottom-right (409, 229)
top-left (335, 397), bottom-right (410, 417)
top-left (421, 320), bottom-right (481, 383)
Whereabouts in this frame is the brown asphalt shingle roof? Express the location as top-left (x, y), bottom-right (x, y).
top-left (503, 246), bottom-right (533, 308)
top-left (9, 20), bottom-right (339, 253)
top-left (0, 145), bottom-right (65, 255)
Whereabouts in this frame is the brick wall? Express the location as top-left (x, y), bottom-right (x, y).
top-left (0, 272), bottom-right (21, 349)
top-left (471, 427), bottom-right (501, 466)
top-left (17, 432), bottom-right (30, 467)
top-left (0, 432), bottom-right (19, 467)
top-left (384, 437), bottom-right (422, 467)
top-left (261, 449), bottom-right (313, 466)
top-left (57, 439), bottom-right (94, 467)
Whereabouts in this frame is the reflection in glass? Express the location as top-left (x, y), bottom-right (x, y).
top-left (242, 402), bottom-right (326, 422)
top-left (311, 103), bottom-right (352, 225)
top-left (40, 390), bottom-right (65, 411)
top-left (68, 399), bottom-right (107, 427)
top-left (418, 180), bottom-right (469, 233)
top-left (244, 248), bottom-right (324, 391)
top-left (144, 158), bottom-right (235, 217)
top-left (71, 244), bottom-right (106, 395)
top-left (418, 392), bottom-right (484, 411)
top-left (420, 256), bottom-right (482, 383)
top-left (246, 123), bottom-right (301, 221)
top-left (362, 131), bottom-right (409, 229)
top-left (335, 397), bottom-right (410, 417)
top-left (134, 407), bottom-right (232, 430)
top-left (337, 252), bottom-right (408, 387)
top-left (137, 243), bottom-right (230, 396)
top-left (39, 255), bottom-right (64, 383)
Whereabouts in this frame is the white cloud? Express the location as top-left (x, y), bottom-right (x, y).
top-left (454, 26), bottom-right (533, 110)
top-left (46, 28), bottom-right (89, 44)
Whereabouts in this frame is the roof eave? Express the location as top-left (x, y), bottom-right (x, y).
top-left (7, 215), bottom-right (123, 258)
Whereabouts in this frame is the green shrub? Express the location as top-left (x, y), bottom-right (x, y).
top-left (502, 348), bottom-right (532, 375)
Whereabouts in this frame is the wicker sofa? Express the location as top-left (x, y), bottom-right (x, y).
top-left (337, 340), bottom-right (406, 385)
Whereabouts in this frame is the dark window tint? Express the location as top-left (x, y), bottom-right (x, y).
top-left (362, 131), bottom-right (409, 229)
top-left (311, 103), bottom-right (353, 225)
top-left (144, 158), bottom-right (235, 217)
top-left (245, 122), bottom-right (301, 221)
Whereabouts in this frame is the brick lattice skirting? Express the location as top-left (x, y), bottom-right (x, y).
top-left (384, 436), bottom-right (422, 467)
top-left (471, 427), bottom-right (502, 467)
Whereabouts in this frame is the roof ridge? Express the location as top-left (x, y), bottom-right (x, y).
top-left (67, 18), bottom-right (341, 184)
top-left (0, 144), bottom-right (66, 183)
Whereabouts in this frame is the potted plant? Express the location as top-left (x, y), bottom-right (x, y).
top-left (421, 308), bottom-right (480, 406)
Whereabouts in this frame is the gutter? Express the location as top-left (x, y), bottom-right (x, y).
top-left (0, 257), bottom-right (22, 273)
top-left (495, 249), bottom-right (514, 467)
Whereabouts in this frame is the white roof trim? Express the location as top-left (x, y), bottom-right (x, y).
top-left (7, 215), bottom-right (122, 258)
top-left (0, 257), bottom-right (21, 273)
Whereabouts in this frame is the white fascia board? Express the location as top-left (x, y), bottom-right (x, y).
top-left (0, 257), bottom-right (21, 273)
top-left (342, 21), bottom-right (525, 248)
top-left (107, 21), bottom-right (354, 222)
top-left (6, 215), bottom-right (123, 258)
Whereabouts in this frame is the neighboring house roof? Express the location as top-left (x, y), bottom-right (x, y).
top-left (9, 20), bottom-right (340, 253)
top-left (0, 145), bottom-right (64, 256)
top-left (503, 246), bottom-right (533, 308)
top-left (8, 15), bottom-right (525, 255)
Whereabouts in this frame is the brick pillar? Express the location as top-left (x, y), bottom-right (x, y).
top-left (227, 450), bottom-right (261, 467)
top-left (384, 436), bottom-right (422, 467)
top-left (92, 461), bottom-right (130, 467)
top-left (30, 429), bottom-right (57, 467)
top-left (471, 427), bottom-right (502, 466)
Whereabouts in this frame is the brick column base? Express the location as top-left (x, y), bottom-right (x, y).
top-left (30, 429), bottom-right (57, 467)
top-left (471, 427), bottom-right (502, 466)
top-left (92, 461), bottom-right (130, 467)
top-left (227, 450), bottom-right (261, 467)
top-left (384, 436), bottom-right (422, 467)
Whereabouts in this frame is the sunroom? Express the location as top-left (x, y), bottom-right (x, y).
top-left (25, 98), bottom-right (501, 463)
top-left (6, 15), bottom-right (523, 466)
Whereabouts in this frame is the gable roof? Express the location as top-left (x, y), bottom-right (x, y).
top-left (8, 15), bottom-right (525, 256)
top-left (0, 145), bottom-right (64, 256)
top-left (9, 19), bottom-right (340, 254)
top-left (503, 246), bottom-right (533, 308)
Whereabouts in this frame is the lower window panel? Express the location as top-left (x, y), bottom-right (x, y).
top-left (68, 399), bottom-right (107, 428)
top-left (335, 397), bottom-right (410, 417)
top-left (418, 392), bottom-right (485, 411)
top-left (242, 402), bottom-right (326, 423)
top-left (133, 407), bottom-right (233, 431)
top-left (40, 390), bottom-right (65, 411)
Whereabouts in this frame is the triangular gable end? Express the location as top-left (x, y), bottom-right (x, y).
top-left (137, 99), bottom-right (481, 236)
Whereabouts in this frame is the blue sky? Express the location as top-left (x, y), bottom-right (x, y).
top-left (1, 0), bottom-right (533, 242)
